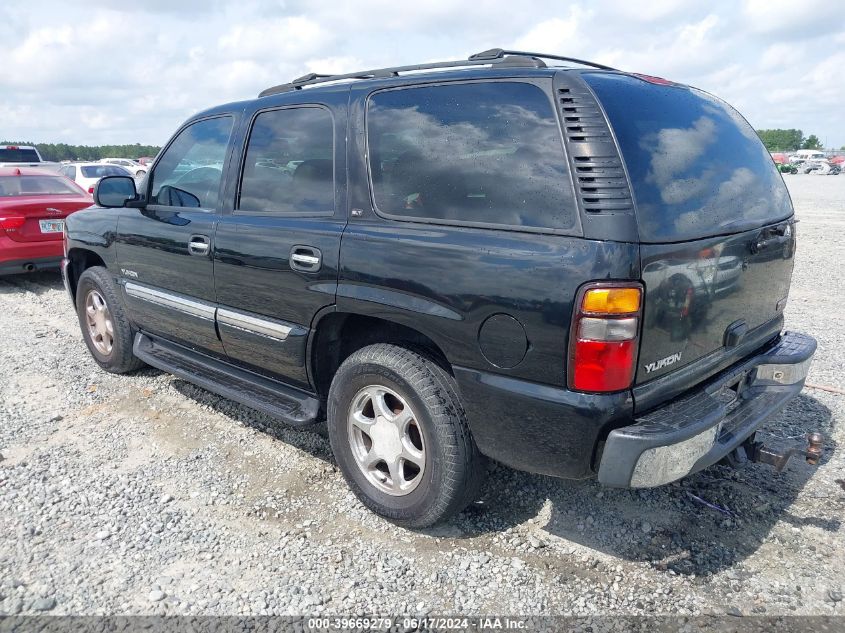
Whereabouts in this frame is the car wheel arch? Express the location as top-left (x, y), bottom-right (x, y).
top-left (66, 248), bottom-right (107, 300)
top-left (308, 310), bottom-right (454, 400)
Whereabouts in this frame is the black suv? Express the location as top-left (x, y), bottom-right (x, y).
top-left (62, 49), bottom-right (817, 527)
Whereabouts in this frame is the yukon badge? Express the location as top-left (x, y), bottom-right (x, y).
top-left (644, 351), bottom-right (682, 374)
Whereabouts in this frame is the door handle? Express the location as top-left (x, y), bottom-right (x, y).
top-left (188, 234), bottom-right (210, 256)
top-left (290, 245), bottom-right (321, 272)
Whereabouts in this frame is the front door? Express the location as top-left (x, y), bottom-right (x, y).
top-left (213, 99), bottom-right (347, 388)
top-left (115, 115), bottom-right (236, 354)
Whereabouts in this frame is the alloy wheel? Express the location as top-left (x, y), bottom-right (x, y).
top-left (84, 289), bottom-right (114, 356)
top-left (347, 385), bottom-right (426, 496)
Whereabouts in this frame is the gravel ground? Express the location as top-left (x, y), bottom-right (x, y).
top-left (0, 174), bottom-right (843, 617)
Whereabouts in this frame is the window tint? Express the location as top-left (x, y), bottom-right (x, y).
top-left (238, 107), bottom-right (334, 215)
top-left (149, 116), bottom-right (233, 210)
top-left (0, 175), bottom-right (83, 196)
top-left (0, 148), bottom-right (40, 162)
top-left (584, 73), bottom-right (792, 242)
top-left (367, 82), bottom-right (574, 230)
top-left (81, 165), bottom-right (130, 178)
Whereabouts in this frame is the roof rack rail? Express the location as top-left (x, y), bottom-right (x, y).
top-left (468, 48), bottom-right (616, 71)
top-left (258, 48), bottom-right (615, 98)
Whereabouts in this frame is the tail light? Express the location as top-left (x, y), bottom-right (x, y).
top-left (88, 186), bottom-right (95, 194)
top-left (569, 283), bottom-right (643, 392)
top-left (0, 216), bottom-right (26, 234)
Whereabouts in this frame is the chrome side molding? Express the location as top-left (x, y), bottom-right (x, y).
top-left (124, 283), bottom-right (294, 341)
top-left (217, 307), bottom-right (292, 341)
top-left (125, 282), bottom-right (216, 321)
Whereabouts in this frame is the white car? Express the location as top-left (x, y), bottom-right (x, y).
top-left (58, 162), bottom-right (133, 194)
top-left (792, 150), bottom-right (826, 162)
top-left (99, 158), bottom-right (147, 178)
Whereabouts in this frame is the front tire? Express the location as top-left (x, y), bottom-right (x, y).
top-left (76, 266), bottom-right (144, 374)
top-left (327, 344), bottom-right (485, 528)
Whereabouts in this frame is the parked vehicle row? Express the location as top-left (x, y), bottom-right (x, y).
top-left (0, 151), bottom-right (154, 275)
top-left (770, 150), bottom-right (841, 175)
top-left (60, 49), bottom-right (818, 528)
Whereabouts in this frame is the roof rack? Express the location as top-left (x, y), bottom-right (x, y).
top-left (258, 48), bottom-right (616, 97)
top-left (468, 48), bottom-right (617, 71)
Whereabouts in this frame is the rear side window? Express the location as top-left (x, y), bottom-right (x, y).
top-left (367, 82), bottom-right (575, 231)
top-left (584, 73), bottom-right (791, 242)
top-left (238, 107), bottom-right (334, 215)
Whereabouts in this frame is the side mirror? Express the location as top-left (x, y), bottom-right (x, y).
top-left (94, 176), bottom-right (138, 208)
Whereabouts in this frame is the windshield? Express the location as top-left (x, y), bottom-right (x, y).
top-left (0, 175), bottom-right (82, 196)
top-left (584, 73), bottom-right (792, 242)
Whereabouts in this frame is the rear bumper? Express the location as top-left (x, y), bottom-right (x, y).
top-left (598, 331), bottom-right (816, 487)
top-left (0, 236), bottom-right (62, 275)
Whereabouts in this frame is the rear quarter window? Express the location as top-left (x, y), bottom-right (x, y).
top-left (366, 81), bottom-right (576, 232)
top-left (584, 73), bottom-right (792, 242)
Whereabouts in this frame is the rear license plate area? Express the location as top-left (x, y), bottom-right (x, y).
top-left (39, 220), bottom-right (64, 233)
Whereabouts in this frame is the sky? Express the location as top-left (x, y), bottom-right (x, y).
top-left (2, 0), bottom-right (844, 149)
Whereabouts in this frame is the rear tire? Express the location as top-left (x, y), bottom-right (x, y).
top-left (327, 344), bottom-right (485, 528)
top-left (76, 266), bottom-right (144, 374)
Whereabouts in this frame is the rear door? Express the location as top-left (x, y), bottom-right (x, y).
top-left (212, 91), bottom-right (347, 389)
top-left (115, 114), bottom-right (236, 355)
top-left (583, 73), bottom-right (795, 406)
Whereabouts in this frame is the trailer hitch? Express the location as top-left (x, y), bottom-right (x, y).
top-left (748, 432), bottom-right (825, 472)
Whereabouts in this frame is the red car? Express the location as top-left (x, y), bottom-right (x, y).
top-left (0, 167), bottom-right (93, 275)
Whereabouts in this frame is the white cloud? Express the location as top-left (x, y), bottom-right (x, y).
top-left (511, 9), bottom-right (586, 52)
top-left (743, 0), bottom-right (844, 38)
top-left (0, 0), bottom-right (843, 150)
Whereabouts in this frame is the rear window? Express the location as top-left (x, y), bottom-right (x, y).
top-left (0, 175), bottom-right (81, 196)
top-left (584, 73), bottom-right (791, 242)
top-left (81, 165), bottom-right (130, 178)
top-left (367, 81), bottom-right (575, 231)
top-left (0, 148), bottom-right (40, 163)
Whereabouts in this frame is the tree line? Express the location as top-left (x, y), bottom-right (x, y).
top-left (1, 141), bottom-right (161, 162)
top-left (755, 129), bottom-right (831, 152)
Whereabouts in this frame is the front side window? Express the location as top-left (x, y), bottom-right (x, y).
top-left (367, 81), bottom-right (574, 230)
top-left (238, 107), bottom-right (334, 215)
top-left (149, 116), bottom-right (233, 210)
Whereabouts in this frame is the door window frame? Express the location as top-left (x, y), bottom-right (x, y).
top-left (234, 103), bottom-right (336, 218)
top-left (144, 113), bottom-right (236, 215)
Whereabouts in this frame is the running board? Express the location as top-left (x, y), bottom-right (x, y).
top-left (133, 332), bottom-right (320, 427)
